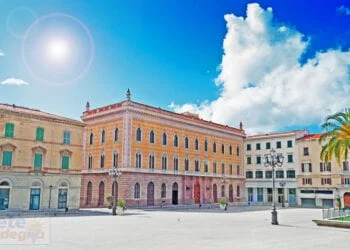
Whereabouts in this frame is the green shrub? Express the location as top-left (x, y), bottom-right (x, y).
top-left (219, 197), bottom-right (227, 205)
top-left (118, 199), bottom-right (126, 208)
top-left (106, 196), bottom-right (114, 205)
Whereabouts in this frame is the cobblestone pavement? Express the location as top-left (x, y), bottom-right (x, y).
top-left (0, 207), bottom-right (349, 250)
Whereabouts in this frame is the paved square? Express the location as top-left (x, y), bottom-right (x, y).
top-left (1, 208), bottom-right (349, 250)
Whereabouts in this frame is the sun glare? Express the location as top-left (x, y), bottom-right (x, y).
top-left (46, 38), bottom-right (70, 62)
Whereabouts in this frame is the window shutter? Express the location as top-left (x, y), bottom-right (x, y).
top-left (329, 178), bottom-right (332, 185)
top-left (2, 151), bottom-right (12, 166)
top-left (320, 163), bottom-right (323, 172)
top-left (302, 178), bottom-right (305, 185)
top-left (301, 163), bottom-right (304, 172)
top-left (310, 163), bottom-right (312, 172)
top-left (310, 178), bottom-right (312, 185)
top-left (321, 178), bottom-right (324, 185)
top-left (5, 123), bottom-right (14, 138)
top-left (327, 162), bottom-right (331, 171)
top-left (341, 178), bottom-right (344, 185)
top-left (62, 156), bottom-right (69, 170)
top-left (34, 154), bottom-right (43, 169)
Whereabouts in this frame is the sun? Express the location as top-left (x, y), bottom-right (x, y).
top-left (46, 38), bottom-right (70, 62)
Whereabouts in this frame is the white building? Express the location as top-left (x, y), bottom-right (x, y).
top-left (244, 130), bottom-right (308, 206)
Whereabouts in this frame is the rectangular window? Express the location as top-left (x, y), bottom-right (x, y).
top-left (246, 171), bottom-right (253, 178)
top-left (34, 153), bottom-right (43, 169)
top-left (255, 171), bottom-right (263, 179)
top-left (256, 156), bottom-right (261, 164)
top-left (4, 123), bottom-right (14, 138)
top-left (286, 170), bottom-right (295, 178)
top-left (344, 178), bottom-right (350, 185)
top-left (287, 154), bottom-right (293, 163)
top-left (266, 142), bottom-right (271, 149)
top-left (63, 131), bottom-right (71, 144)
top-left (303, 178), bottom-right (312, 185)
top-left (36, 127), bottom-right (44, 142)
top-left (257, 188), bottom-right (263, 202)
top-left (256, 143), bottom-right (261, 150)
top-left (265, 171), bottom-right (272, 179)
top-left (61, 156), bottom-right (69, 170)
top-left (229, 164), bottom-right (233, 175)
top-left (343, 161), bottom-right (349, 171)
top-left (301, 162), bottom-right (312, 172)
top-left (303, 147), bottom-right (309, 156)
top-left (287, 140), bottom-right (293, 148)
top-left (247, 156), bottom-right (251, 165)
top-left (276, 141), bottom-right (281, 149)
top-left (2, 151), bottom-right (12, 167)
top-left (276, 170), bottom-right (284, 178)
top-left (246, 144), bottom-right (251, 151)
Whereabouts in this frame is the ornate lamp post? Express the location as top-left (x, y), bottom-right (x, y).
top-left (48, 185), bottom-right (53, 209)
top-left (108, 166), bottom-right (122, 216)
top-left (263, 149), bottom-right (284, 225)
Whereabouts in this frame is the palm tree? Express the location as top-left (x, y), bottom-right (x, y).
top-left (319, 108), bottom-right (350, 164)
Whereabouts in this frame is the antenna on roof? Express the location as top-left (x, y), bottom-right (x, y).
top-left (240, 121), bottom-right (243, 130)
top-left (126, 88), bottom-right (131, 101)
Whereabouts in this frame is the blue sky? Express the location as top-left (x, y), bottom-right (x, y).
top-left (0, 0), bottom-right (349, 134)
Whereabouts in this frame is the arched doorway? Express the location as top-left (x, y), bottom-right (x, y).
top-left (213, 184), bottom-right (218, 203)
top-left (29, 181), bottom-right (41, 210)
top-left (98, 181), bottom-right (105, 206)
top-left (0, 181), bottom-right (10, 210)
top-left (147, 182), bottom-right (154, 206)
top-left (172, 182), bottom-right (178, 205)
top-left (194, 181), bottom-right (200, 204)
top-left (86, 182), bottom-right (92, 206)
top-left (344, 193), bottom-right (350, 208)
top-left (229, 184), bottom-right (234, 202)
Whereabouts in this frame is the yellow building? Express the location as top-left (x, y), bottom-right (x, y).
top-left (80, 90), bottom-right (246, 207)
top-left (0, 104), bottom-right (84, 211)
top-left (297, 134), bottom-right (350, 208)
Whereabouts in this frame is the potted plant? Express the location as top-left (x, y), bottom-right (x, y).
top-left (284, 199), bottom-right (289, 208)
top-left (106, 196), bottom-right (114, 209)
top-left (219, 197), bottom-right (227, 210)
top-left (117, 199), bottom-right (126, 215)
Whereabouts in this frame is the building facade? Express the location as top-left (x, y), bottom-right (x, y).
top-left (80, 91), bottom-right (246, 208)
top-left (296, 134), bottom-right (350, 208)
top-left (0, 104), bottom-right (84, 211)
top-left (244, 130), bottom-right (308, 206)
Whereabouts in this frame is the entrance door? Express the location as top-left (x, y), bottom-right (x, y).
top-left (344, 193), bottom-right (350, 208)
top-left (58, 189), bottom-right (68, 209)
top-left (172, 183), bottom-right (178, 205)
top-left (322, 199), bottom-right (334, 208)
top-left (29, 188), bottom-right (41, 210)
top-left (289, 189), bottom-right (296, 205)
top-left (147, 182), bottom-right (154, 206)
top-left (194, 182), bottom-right (200, 204)
top-left (0, 188), bottom-right (10, 210)
top-left (229, 185), bottom-right (233, 202)
top-left (301, 198), bottom-right (316, 208)
top-left (278, 188), bottom-right (284, 203)
top-left (213, 184), bottom-right (218, 203)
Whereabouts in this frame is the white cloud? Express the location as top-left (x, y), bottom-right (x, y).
top-left (1, 78), bottom-right (29, 86)
top-left (171, 3), bottom-right (350, 134)
top-left (0, 49), bottom-right (4, 56)
top-left (337, 5), bottom-right (350, 16)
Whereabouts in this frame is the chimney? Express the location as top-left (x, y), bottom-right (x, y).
top-left (85, 102), bottom-right (90, 112)
top-left (239, 121), bottom-right (243, 130)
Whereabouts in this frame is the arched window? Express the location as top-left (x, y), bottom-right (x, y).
top-left (221, 163), bottom-right (225, 174)
top-left (149, 130), bottom-right (155, 144)
top-left (0, 181), bottom-right (10, 186)
top-left (100, 153), bottom-right (105, 168)
top-left (88, 154), bottom-right (93, 169)
top-left (195, 159), bottom-right (200, 172)
top-left (113, 151), bottom-right (118, 167)
top-left (162, 154), bottom-right (167, 170)
top-left (204, 140), bottom-right (208, 152)
top-left (149, 153), bottom-right (155, 169)
top-left (114, 128), bottom-right (119, 142)
top-left (229, 145), bottom-right (232, 155)
top-left (136, 128), bottom-right (142, 142)
top-left (134, 183), bottom-right (140, 199)
top-left (173, 156), bottom-right (179, 171)
top-left (221, 185), bottom-right (225, 197)
top-left (161, 183), bottom-right (166, 198)
top-left (213, 161), bottom-right (217, 174)
top-left (237, 165), bottom-right (240, 176)
top-left (229, 164), bottom-right (233, 175)
top-left (185, 157), bottom-right (189, 171)
top-left (174, 135), bottom-right (178, 147)
top-left (101, 130), bottom-right (106, 144)
top-left (89, 133), bottom-right (93, 145)
top-left (195, 139), bottom-right (199, 150)
top-left (185, 137), bottom-right (189, 149)
top-left (204, 160), bottom-right (209, 173)
top-left (162, 133), bottom-right (167, 146)
top-left (213, 142), bottom-right (217, 153)
top-left (86, 181), bottom-right (92, 205)
top-left (237, 185), bottom-right (240, 197)
top-left (221, 144), bottom-right (225, 154)
top-left (237, 146), bottom-right (240, 156)
top-left (135, 152), bottom-right (142, 168)
top-left (98, 181), bottom-right (105, 206)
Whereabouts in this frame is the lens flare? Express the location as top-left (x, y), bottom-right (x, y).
top-left (46, 38), bottom-right (70, 63)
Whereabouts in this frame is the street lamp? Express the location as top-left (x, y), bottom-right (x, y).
top-left (48, 185), bottom-right (53, 209)
top-left (108, 166), bottom-right (122, 216)
top-left (263, 149), bottom-right (284, 225)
